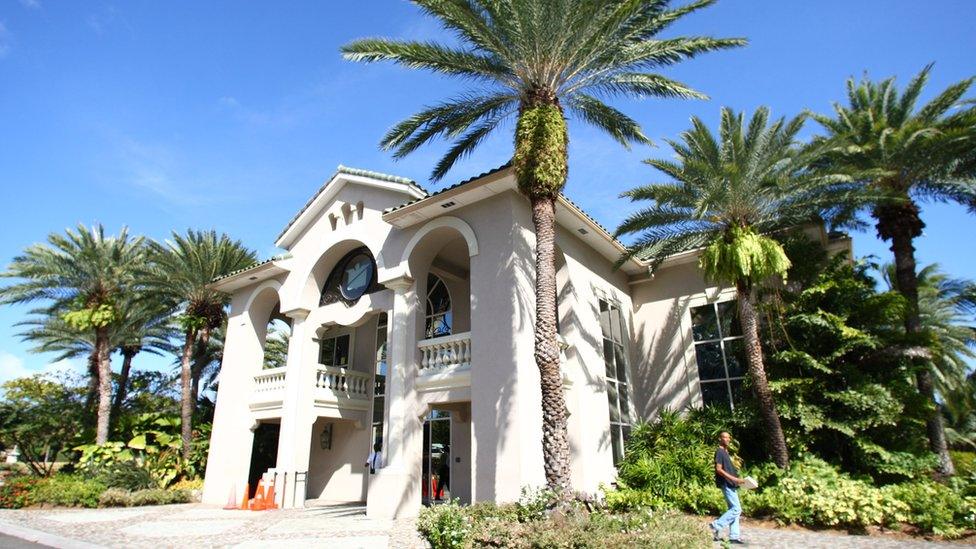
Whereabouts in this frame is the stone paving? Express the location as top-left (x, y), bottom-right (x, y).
top-left (0, 503), bottom-right (424, 548)
top-left (1, 503), bottom-right (973, 548)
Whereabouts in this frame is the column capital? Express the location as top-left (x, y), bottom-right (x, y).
top-left (382, 275), bottom-right (415, 292)
top-left (282, 307), bottom-right (311, 321)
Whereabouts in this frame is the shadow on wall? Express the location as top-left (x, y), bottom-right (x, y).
top-left (631, 296), bottom-right (698, 421)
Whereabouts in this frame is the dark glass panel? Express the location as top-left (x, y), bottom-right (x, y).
top-left (694, 342), bottom-right (725, 380)
top-left (718, 300), bottom-right (742, 338)
top-left (320, 337), bottom-right (336, 366)
top-left (619, 384), bottom-right (630, 417)
top-left (372, 396), bottom-right (385, 423)
top-left (614, 344), bottom-right (628, 382)
top-left (607, 382), bottom-right (620, 422)
top-left (729, 379), bottom-right (746, 406)
top-left (335, 334), bottom-right (350, 367)
top-left (610, 425), bottom-right (623, 465)
top-left (599, 300), bottom-right (612, 339)
top-left (603, 340), bottom-right (616, 378)
top-left (724, 338), bottom-right (747, 378)
top-left (610, 305), bottom-right (623, 343)
top-left (691, 304), bottom-right (720, 341)
top-left (700, 381), bottom-right (731, 409)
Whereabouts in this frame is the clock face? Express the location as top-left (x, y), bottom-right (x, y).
top-left (340, 253), bottom-right (373, 301)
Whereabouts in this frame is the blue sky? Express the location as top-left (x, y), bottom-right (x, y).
top-left (0, 0), bottom-right (974, 381)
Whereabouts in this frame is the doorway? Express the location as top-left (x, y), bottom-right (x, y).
top-left (422, 410), bottom-right (452, 505)
top-left (247, 422), bottom-right (280, 498)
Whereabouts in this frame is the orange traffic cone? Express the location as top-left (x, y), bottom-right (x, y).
top-left (251, 478), bottom-right (266, 511)
top-left (223, 484), bottom-right (238, 510)
top-left (239, 483), bottom-right (250, 510)
top-left (266, 478), bottom-right (278, 510)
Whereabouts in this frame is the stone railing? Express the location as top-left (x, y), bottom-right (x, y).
top-left (253, 367), bottom-right (287, 394)
top-left (417, 331), bottom-right (471, 375)
top-left (315, 366), bottom-right (371, 399)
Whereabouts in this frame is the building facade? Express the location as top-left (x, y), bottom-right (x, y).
top-left (200, 164), bottom-right (848, 518)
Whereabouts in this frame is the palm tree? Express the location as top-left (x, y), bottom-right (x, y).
top-left (883, 263), bottom-right (976, 397)
top-left (110, 298), bottom-right (178, 426)
top-left (0, 224), bottom-right (144, 444)
top-left (342, 0), bottom-right (744, 489)
top-left (146, 230), bottom-right (255, 459)
top-left (811, 66), bottom-right (976, 475)
top-left (615, 107), bottom-right (862, 468)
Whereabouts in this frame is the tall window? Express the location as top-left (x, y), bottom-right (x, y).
top-left (424, 273), bottom-right (452, 338)
top-left (599, 298), bottom-right (631, 466)
top-left (690, 301), bottom-right (746, 409)
top-left (371, 313), bottom-right (388, 451)
top-left (319, 332), bottom-right (351, 368)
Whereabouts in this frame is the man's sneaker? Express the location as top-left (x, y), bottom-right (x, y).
top-left (708, 522), bottom-right (721, 541)
top-left (729, 539), bottom-right (748, 545)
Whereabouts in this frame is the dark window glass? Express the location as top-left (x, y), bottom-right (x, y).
top-left (320, 334), bottom-right (350, 367)
top-left (694, 342), bottom-right (725, 380)
top-left (729, 379), bottom-right (746, 403)
top-left (614, 346), bottom-right (628, 382)
top-left (724, 339), bottom-right (747, 378)
top-left (717, 301), bottom-right (742, 337)
top-left (608, 382), bottom-right (620, 422)
top-left (425, 274), bottom-right (453, 338)
top-left (610, 424), bottom-right (623, 465)
top-left (372, 396), bottom-right (385, 423)
top-left (700, 381), bottom-right (730, 408)
top-left (320, 338), bottom-right (335, 366)
top-left (691, 304), bottom-right (720, 341)
top-left (603, 340), bottom-right (616, 378)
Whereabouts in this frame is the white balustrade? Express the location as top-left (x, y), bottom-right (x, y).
top-left (315, 366), bottom-right (371, 399)
top-left (253, 367), bottom-right (287, 393)
top-left (417, 331), bottom-right (472, 374)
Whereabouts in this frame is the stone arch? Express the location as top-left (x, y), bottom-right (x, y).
top-left (286, 238), bottom-right (380, 312)
top-left (397, 216), bottom-right (478, 279)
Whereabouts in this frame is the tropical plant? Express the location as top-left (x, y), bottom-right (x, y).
top-left (0, 374), bottom-right (86, 476)
top-left (145, 230), bottom-right (255, 459)
top-left (342, 0), bottom-right (744, 489)
top-left (263, 322), bottom-right (290, 370)
top-left (0, 224), bottom-right (144, 443)
top-left (810, 66), bottom-right (976, 475)
top-left (615, 107), bottom-right (862, 468)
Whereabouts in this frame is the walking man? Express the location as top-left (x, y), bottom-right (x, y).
top-left (365, 442), bottom-right (383, 474)
top-left (710, 431), bottom-right (746, 544)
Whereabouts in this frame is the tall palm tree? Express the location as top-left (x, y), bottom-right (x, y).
top-left (146, 230), bottom-right (255, 459)
top-left (0, 224), bottom-right (144, 444)
top-left (615, 107), bottom-right (862, 468)
top-left (342, 0), bottom-right (743, 489)
top-left (110, 298), bottom-right (178, 426)
top-left (811, 66), bottom-right (976, 475)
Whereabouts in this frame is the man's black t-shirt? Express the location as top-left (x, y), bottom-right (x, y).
top-left (714, 447), bottom-right (738, 489)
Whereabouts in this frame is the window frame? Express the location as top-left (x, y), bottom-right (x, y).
top-left (370, 313), bottom-right (389, 452)
top-left (597, 294), bottom-right (633, 467)
top-left (317, 327), bottom-right (356, 369)
top-left (423, 273), bottom-right (453, 339)
top-left (688, 299), bottom-right (746, 410)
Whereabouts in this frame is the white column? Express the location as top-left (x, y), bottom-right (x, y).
top-left (275, 307), bottom-right (316, 508)
top-left (367, 275), bottom-right (423, 519)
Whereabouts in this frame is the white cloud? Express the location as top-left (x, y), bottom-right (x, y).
top-left (19, 0), bottom-right (41, 9)
top-left (0, 352), bottom-right (86, 385)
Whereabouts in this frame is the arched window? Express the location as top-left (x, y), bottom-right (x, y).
top-left (320, 247), bottom-right (379, 306)
top-left (424, 273), bottom-right (452, 338)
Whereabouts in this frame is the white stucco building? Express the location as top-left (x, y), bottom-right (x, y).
top-left (201, 163), bottom-right (848, 518)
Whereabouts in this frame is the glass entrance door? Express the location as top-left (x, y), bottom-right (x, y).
top-left (422, 410), bottom-right (452, 505)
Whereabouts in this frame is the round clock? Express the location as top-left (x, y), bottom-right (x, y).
top-left (340, 252), bottom-right (374, 301)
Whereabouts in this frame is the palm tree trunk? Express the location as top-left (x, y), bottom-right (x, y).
top-left (94, 326), bottom-right (113, 444)
top-left (191, 326), bottom-right (212, 416)
top-left (889, 228), bottom-right (955, 476)
top-left (110, 348), bottom-right (136, 433)
top-left (736, 282), bottom-right (790, 469)
top-left (84, 351), bottom-right (99, 420)
top-left (531, 195), bottom-right (572, 490)
top-left (179, 329), bottom-right (196, 461)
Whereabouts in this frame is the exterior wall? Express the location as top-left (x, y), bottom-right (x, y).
top-left (307, 417), bottom-right (369, 502)
top-left (553, 223), bottom-right (635, 493)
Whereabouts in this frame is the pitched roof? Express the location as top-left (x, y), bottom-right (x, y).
top-left (383, 162), bottom-right (513, 215)
top-left (275, 165), bottom-right (429, 248)
top-left (211, 253), bottom-right (293, 284)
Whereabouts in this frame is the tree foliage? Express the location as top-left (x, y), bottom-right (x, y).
top-left (0, 374), bottom-right (86, 476)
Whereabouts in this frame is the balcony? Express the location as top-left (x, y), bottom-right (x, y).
top-left (250, 367), bottom-right (287, 412)
top-left (416, 331), bottom-right (471, 391)
top-left (313, 366), bottom-right (371, 411)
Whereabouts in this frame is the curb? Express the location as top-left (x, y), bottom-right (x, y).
top-left (0, 520), bottom-right (106, 549)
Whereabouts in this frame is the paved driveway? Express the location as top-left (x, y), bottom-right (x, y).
top-left (0, 503), bottom-right (423, 548)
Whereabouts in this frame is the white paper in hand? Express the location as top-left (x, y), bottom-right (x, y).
top-left (742, 476), bottom-right (758, 490)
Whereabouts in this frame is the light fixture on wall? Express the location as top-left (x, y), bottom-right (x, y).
top-left (320, 423), bottom-right (333, 450)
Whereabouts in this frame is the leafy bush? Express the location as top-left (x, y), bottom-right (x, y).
top-left (951, 451), bottom-right (976, 477)
top-left (91, 461), bottom-right (155, 491)
top-left (99, 487), bottom-right (192, 507)
top-left (30, 475), bottom-right (106, 508)
top-left (417, 500), bottom-right (471, 549)
top-left (883, 481), bottom-right (976, 538)
top-left (0, 476), bottom-right (40, 509)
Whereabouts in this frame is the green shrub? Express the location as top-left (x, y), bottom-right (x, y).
top-left (98, 488), bottom-right (133, 507)
top-left (951, 451), bottom-right (976, 477)
top-left (129, 488), bottom-right (192, 506)
top-left (31, 475), bottom-right (105, 508)
top-left (883, 481), bottom-right (976, 538)
top-left (0, 476), bottom-right (40, 509)
top-left (417, 500), bottom-right (471, 549)
top-left (92, 461), bottom-right (155, 491)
